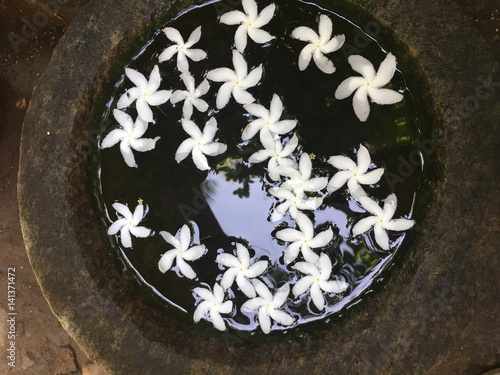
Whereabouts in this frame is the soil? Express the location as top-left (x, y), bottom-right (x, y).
top-left (0, 0), bottom-right (498, 374)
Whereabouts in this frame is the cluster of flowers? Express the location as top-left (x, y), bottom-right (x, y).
top-left (102, 0), bottom-right (414, 333)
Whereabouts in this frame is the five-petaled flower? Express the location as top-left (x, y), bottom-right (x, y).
top-left (158, 224), bottom-right (206, 279)
top-left (291, 14), bottom-right (345, 74)
top-left (276, 213), bottom-right (333, 264)
top-left (249, 132), bottom-right (298, 181)
top-left (101, 109), bottom-right (160, 168)
top-left (206, 49), bottom-right (262, 109)
top-left (220, 0), bottom-right (276, 53)
top-left (274, 153), bottom-right (328, 195)
top-left (268, 187), bottom-right (323, 221)
top-left (193, 283), bottom-right (233, 331)
top-left (335, 53), bottom-right (404, 122)
top-left (327, 144), bottom-right (384, 198)
top-left (170, 72), bottom-right (210, 120)
top-left (175, 117), bottom-right (227, 171)
top-left (107, 201), bottom-right (151, 248)
top-left (352, 193), bottom-right (415, 250)
top-left (242, 94), bottom-right (297, 141)
top-left (241, 280), bottom-right (295, 334)
top-left (292, 253), bottom-right (349, 311)
top-left (159, 26), bottom-right (207, 72)
top-left (117, 65), bottom-right (172, 123)
top-left (216, 243), bottom-right (268, 298)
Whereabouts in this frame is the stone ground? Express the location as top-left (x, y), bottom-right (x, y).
top-left (0, 0), bottom-right (498, 374)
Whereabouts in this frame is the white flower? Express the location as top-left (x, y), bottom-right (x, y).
top-left (291, 14), bottom-right (345, 74)
top-left (116, 65), bottom-right (172, 123)
top-left (327, 144), bottom-right (384, 198)
top-left (241, 280), bottom-right (294, 334)
top-left (107, 200), bottom-right (151, 248)
top-left (292, 253), bottom-right (349, 311)
top-left (220, 0), bottom-right (276, 53)
top-left (216, 243), bottom-right (268, 298)
top-left (274, 153), bottom-right (328, 195)
top-left (242, 94), bottom-right (297, 141)
top-left (175, 117), bottom-right (227, 171)
top-left (269, 187), bottom-right (323, 221)
top-left (206, 49), bottom-right (262, 109)
top-left (335, 53), bottom-right (404, 122)
top-left (159, 26), bottom-right (207, 72)
top-left (352, 194), bottom-right (415, 250)
top-left (276, 213), bottom-right (333, 264)
top-left (249, 132), bottom-right (298, 181)
top-left (193, 283), bottom-right (233, 331)
top-left (170, 72), bottom-right (210, 120)
top-left (158, 224), bottom-right (206, 279)
top-left (101, 109), bottom-right (160, 168)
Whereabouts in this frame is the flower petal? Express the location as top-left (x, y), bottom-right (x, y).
top-left (163, 27), bottom-right (183, 44)
top-left (120, 226), bottom-right (132, 248)
top-left (101, 129), bottom-right (126, 149)
top-left (241, 64), bottom-right (262, 88)
top-left (327, 170), bottom-right (352, 193)
top-left (175, 138), bottom-right (197, 163)
top-left (193, 300), bottom-right (211, 322)
top-left (270, 309), bottom-right (294, 327)
top-left (215, 81), bottom-right (234, 109)
top-left (321, 34), bottom-right (345, 53)
top-left (352, 216), bottom-right (378, 236)
top-left (297, 44), bottom-right (315, 71)
top-left (348, 55), bottom-right (376, 81)
top-left (233, 87), bottom-right (255, 104)
top-left (234, 24), bottom-right (248, 53)
top-left (351, 86), bottom-right (370, 121)
top-left (119, 141), bottom-right (137, 168)
top-left (242, 0), bottom-right (258, 19)
top-left (130, 137), bottom-right (160, 152)
top-left (193, 287), bottom-right (214, 302)
top-left (158, 45), bottom-right (178, 63)
top-left (308, 227), bottom-right (333, 248)
top-left (367, 87), bottom-right (404, 105)
top-left (283, 241), bottom-right (302, 263)
top-left (292, 275), bottom-right (315, 297)
top-left (258, 309), bottom-right (272, 334)
top-left (358, 195), bottom-right (384, 217)
top-left (383, 218), bottom-right (415, 232)
top-left (107, 218), bottom-right (127, 235)
top-left (179, 224), bottom-right (191, 250)
top-left (236, 274), bottom-right (256, 297)
top-left (116, 88), bottom-right (141, 109)
top-left (357, 168), bottom-right (384, 185)
top-left (220, 10), bottom-right (246, 25)
top-left (130, 225), bottom-right (150, 238)
top-left (192, 147), bottom-right (211, 171)
top-left (318, 15), bottom-right (333, 43)
top-left (147, 90), bottom-right (172, 106)
top-left (207, 67), bottom-right (236, 82)
top-left (321, 279), bottom-right (349, 293)
top-left (271, 120), bottom-right (297, 135)
top-left (220, 268), bottom-right (238, 290)
top-left (335, 77), bottom-right (365, 100)
top-left (276, 228), bottom-right (303, 243)
top-left (356, 144), bottom-right (371, 174)
top-left (304, 177), bottom-right (328, 192)
top-left (177, 257), bottom-right (197, 279)
top-left (291, 26), bottom-right (318, 43)
top-left (186, 26), bottom-right (202, 47)
top-left (184, 48), bottom-right (207, 62)
top-left (242, 297), bottom-right (265, 311)
top-left (210, 308), bottom-right (227, 331)
top-left (314, 50), bottom-right (335, 74)
top-left (252, 3), bottom-right (275, 28)
top-left (232, 49), bottom-right (248, 78)
top-left (200, 142), bottom-right (227, 157)
top-left (372, 52), bottom-right (397, 87)
top-left (245, 260), bottom-right (268, 278)
top-left (296, 213), bottom-right (314, 240)
top-left (292, 261), bottom-right (318, 276)
top-left (248, 27), bottom-right (274, 44)
top-left (158, 250), bottom-right (177, 273)
top-left (310, 283), bottom-right (325, 310)
top-left (374, 223), bottom-right (390, 250)
top-left (136, 98), bottom-right (154, 123)
top-left (125, 68), bottom-right (147, 89)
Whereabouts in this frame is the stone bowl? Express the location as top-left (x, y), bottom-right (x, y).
top-left (18, 0), bottom-right (499, 374)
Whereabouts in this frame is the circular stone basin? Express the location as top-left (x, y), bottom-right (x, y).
top-left (19, 0), bottom-right (499, 373)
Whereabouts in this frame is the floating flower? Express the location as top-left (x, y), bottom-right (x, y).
top-left (241, 280), bottom-right (294, 334)
top-left (220, 0), bottom-right (276, 53)
top-left (292, 253), bottom-right (349, 311)
top-left (327, 144), bottom-right (384, 198)
top-left (206, 49), bottom-right (262, 109)
top-left (269, 187), bottom-right (323, 220)
top-left (276, 213), bottom-right (333, 264)
top-left (216, 243), bottom-right (268, 298)
top-left (107, 200), bottom-right (151, 248)
top-left (249, 132), bottom-right (298, 181)
top-left (242, 94), bottom-right (297, 141)
top-left (175, 117), bottom-right (227, 171)
top-left (159, 26), bottom-right (207, 72)
top-left (274, 153), bottom-right (328, 195)
top-left (158, 224), bottom-right (206, 279)
top-left (193, 283), bottom-right (233, 331)
top-left (335, 53), bottom-right (404, 122)
top-left (352, 193), bottom-right (415, 250)
top-left (291, 14), bottom-right (345, 74)
top-left (170, 72), bottom-right (210, 120)
top-left (116, 65), bottom-right (172, 123)
top-left (101, 109), bottom-right (160, 168)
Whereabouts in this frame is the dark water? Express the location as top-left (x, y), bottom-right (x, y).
top-left (96, 0), bottom-right (429, 335)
